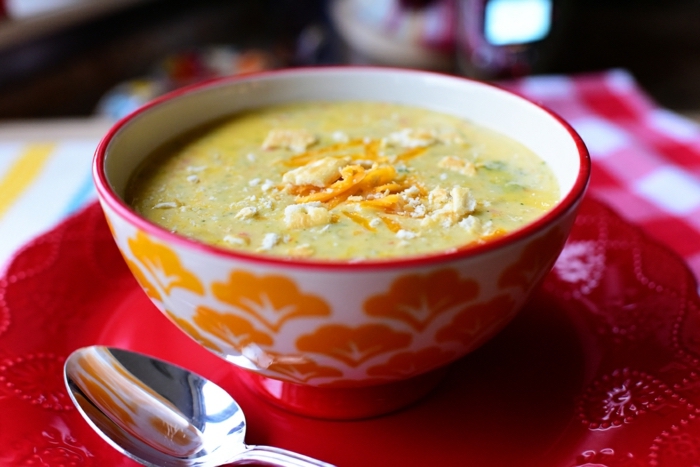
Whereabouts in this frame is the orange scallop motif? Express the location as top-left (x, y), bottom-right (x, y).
top-left (364, 268), bottom-right (480, 332)
top-left (498, 227), bottom-right (567, 291)
top-left (367, 346), bottom-right (457, 379)
top-left (125, 257), bottom-right (163, 301)
top-left (435, 294), bottom-right (515, 347)
top-left (191, 305), bottom-right (274, 351)
top-left (127, 231), bottom-right (204, 297)
top-left (267, 357), bottom-right (343, 383)
top-left (164, 310), bottom-right (223, 353)
top-left (296, 324), bottom-right (412, 367)
top-left (211, 271), bottom-right (331, 332)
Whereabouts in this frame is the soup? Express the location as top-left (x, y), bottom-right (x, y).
top-left (126, 101), bottom-right (559, 260)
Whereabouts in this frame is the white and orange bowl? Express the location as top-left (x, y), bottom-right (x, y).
top-left (93, 67), bottom-right (590, 419)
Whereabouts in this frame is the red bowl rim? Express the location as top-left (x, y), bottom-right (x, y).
top-left (94, 65), bottom-right (591, 271)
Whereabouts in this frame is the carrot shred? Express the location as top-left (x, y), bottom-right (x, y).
top-left (364, 139), bottom-right (381, 159)
top-left (342, 211), bottom-right (376, 231)
top-left (456, 228), bottom-right (509, 252)
top-left (325, 189), bottom-right (361, 209)
top-left (297, 165), bottom-right (365, 203)
top-left (482, 228), bottom-right (508, 242)
top-left (373, 182), bottom-right (404, 194)
top-left (379, 215), bottom-right (402, 233)
top-left (284, 139), bottom-right (365, 166)
top-left (354, 165), bottom-right (396, 192)
top-left (286, 184), bottom-right (319, 196)
top-left (395, 147), bottom-right (427, 162)
top-left (360, 194), bottom-right (404, 212)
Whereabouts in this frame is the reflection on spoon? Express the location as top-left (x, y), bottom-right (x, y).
top-left (64, 346), bottom-right (335, 467)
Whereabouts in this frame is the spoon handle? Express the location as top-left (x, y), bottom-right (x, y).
top-left (233, 445), bottom-right (336, 466)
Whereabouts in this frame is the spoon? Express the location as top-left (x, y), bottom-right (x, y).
top-left (64, 346), bottom-right (335, 467)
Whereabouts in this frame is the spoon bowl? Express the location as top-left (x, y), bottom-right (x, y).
top-left (64, 346), bottom-right (334, 467)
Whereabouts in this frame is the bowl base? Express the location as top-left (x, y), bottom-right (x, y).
top-left (235, 365), bottom-right (451, 420)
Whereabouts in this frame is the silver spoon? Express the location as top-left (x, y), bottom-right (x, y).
top-left (64, 346), bottom-right (335, 467)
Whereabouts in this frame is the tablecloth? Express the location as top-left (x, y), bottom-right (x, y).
top-left (1, 69), bottom-right (699, 282)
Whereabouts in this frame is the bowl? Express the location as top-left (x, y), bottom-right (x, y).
top-left (93, 67), bottom-right (590, 419)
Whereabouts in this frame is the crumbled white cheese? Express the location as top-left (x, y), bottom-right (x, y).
top-left (246, 153), bottom-right (257, 162)
top-left (152, 202), bottom-right (178, 209)
top-left (332, 131), bottom-right (349, 143)
top-left (448, 186), bottom-right (476, 216)
top-left (387, 128), bottom-right (436, 148)
top-left (223, 235), bottom-right (246, 245)
top-left (412, 204), bottom-right (426, 217)
top-left (260, 179), bottom-right (276, 192)
top-left (403, 185), bottom-right (420, 197)
top-left (186, 174), bottom-right (199, 183)
top-left (288, 244), bottom-right (315, 257)
top-left (458, 215), bottom-right (481, 234)
top-left (438, 156), bottom-right (476, 176)
top-left (234, 206), bottom-right (258, 220)
top-left (396, 229), bottom-right (417, 240)
top-left (186, 165), bottom-right (207, 172)
top-left (259, 233), bottom-right (280, 250)
top-left (249, 178), bottom-right (261, 187)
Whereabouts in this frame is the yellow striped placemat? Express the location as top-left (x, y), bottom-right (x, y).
top-left (0, 118), bottom-right (113, 271)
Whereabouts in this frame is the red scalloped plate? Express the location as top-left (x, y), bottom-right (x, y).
top-left (2, 197), bottom-right (700, 467)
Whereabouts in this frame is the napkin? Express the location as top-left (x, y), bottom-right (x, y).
top-left (501, 69), bottom-right (700, 282)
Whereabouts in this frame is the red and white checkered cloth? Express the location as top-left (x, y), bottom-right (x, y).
top-left (501, 69), bottom-right (700, 282)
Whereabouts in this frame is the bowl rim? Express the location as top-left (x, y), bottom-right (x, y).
top-left (93, 65), bottom-right (591, 271)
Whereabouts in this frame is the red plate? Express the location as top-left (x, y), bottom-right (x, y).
top-left (1, 197), bottom-right (700, 467)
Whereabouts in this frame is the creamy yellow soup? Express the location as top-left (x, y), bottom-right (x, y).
top-left (126, 101), bottom-right (559, 260)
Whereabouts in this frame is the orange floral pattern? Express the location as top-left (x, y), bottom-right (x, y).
top-left (164, 310), bottom-right (223, 353)
top-left (212, 271), bottom-right (330, 332)
top-left (367, 346), bottom-right (456, 379)
top-left (296, 324), bottom-right (412, 367)
top-left (125, 258), bottom-right (163, 301)
top-left (191, 305), bottom-right (273, 351)
top-left (364, 268), bottom-right (480, 331)
top-left (435, 294), bottom-right (515, 346)
top-left (127, 231), bottom-right (204, 299)
top-left (498, 227), bottom-right (567, 290)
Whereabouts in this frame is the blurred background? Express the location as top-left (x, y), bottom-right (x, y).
top-left (0, 0), bottom-right (699, 120)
